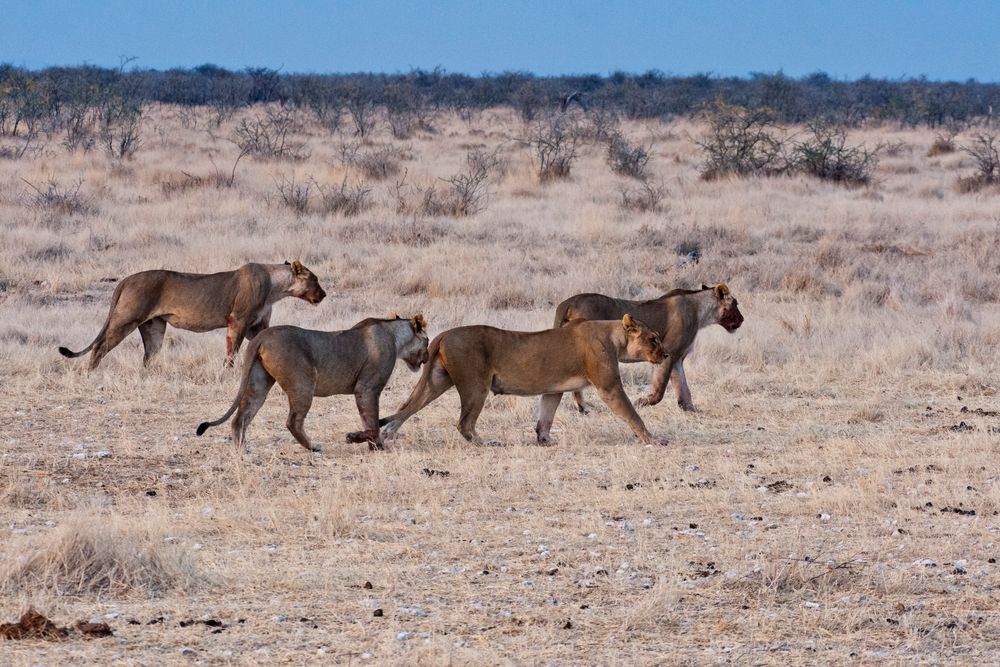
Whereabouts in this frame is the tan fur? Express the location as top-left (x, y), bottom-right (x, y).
top-left (553, 284), bottom-right (744, 412)
top-left (379, 315), bottom-right (668, 446)
top-left (196, 315), bottom-right (429, 452)
top-left (58, 261), bottom-right (326, 369)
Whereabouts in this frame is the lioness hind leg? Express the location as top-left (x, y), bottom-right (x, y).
top-left (381, 364), bottom-right (453, 436)
top-left (89, 318), bottom-right (142, 370)
top-left (231, 364), bottom-right (275, 449)
top-left (572, 391), bottom-right (590, 415)
top-left (138, 318), bottom-right (167, 367)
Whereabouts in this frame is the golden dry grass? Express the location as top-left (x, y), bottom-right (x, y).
top-left (1, 106), bottom-right (999, 664)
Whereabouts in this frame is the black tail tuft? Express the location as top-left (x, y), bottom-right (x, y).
top-left (196, 422), bottom-right (210, 436)
top-left (58, 346), bottom-right (76, 358)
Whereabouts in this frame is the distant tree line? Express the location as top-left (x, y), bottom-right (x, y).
top-left (2, 63), bottom-right (998, 133)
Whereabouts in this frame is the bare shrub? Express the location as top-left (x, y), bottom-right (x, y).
top-left (620, 180), bottom-right (666, 212)
top-left (395, 146), bottom-right (504, 217)
top-left (606, 131), bottom-right (652, 179)
top-left (341, 142), bottom-right (405, 180)
top-left (443, 145), bottom-right (504, 215)
top-left (62, 103), bottom-right (97, 153)
top-left (697, 102), bottom-right (790, 180)
top-left (274, 174), bottom-right (312, 214)
top-left (345, 87), bottom-right (377, 138)
top-left (232, 108), bottom-right (308, 160)
top-left (927, 128), bottom-right (959, 157)
top-left (20, 177), bottom-right (94, 215)
top-left (521, 115), bottom-right (583, 182)
top-left (792, 123), bottom-right (880, 186)
top-left (99, 96), bottom-right (143, 160)
top-left (1, 516), bottom-right (204, 597)
top-left (314, 177), bottom-right (373, 217)
top-left (956, 133), bottom-right (999, 193)
top-left (581, 107), bottom-right (620, 144)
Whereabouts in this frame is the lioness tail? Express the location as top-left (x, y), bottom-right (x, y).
top-left (57, 280), bottom-right (127, 359)
top-left (196, 337), bottom-right (265, 436)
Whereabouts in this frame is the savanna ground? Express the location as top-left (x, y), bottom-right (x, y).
top-left (1, 106), bottom-right (999, 665)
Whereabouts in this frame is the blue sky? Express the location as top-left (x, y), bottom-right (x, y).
top-left (3, 1), bottom-right (998, 81)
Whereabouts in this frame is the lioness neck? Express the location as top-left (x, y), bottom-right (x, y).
top-left (386, 319), bottom-right (414, 356)
top-left (265, 264), bottom-right (297, 303)
top-left (693, 291), bottom-right (719, 328)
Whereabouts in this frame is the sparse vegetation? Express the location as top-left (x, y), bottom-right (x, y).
top-left (1, 104), bottom-right (999, 664)
top-left (232, 107), bottom-right (309, 160)
top-left (522, 115), bottom-right (582, 181)
top-left (606, 131), bottom-right (652, 180)
top-left (956, 132), bottom-right (1000, 193)
top-left (792, 122), bottom-right (880, 186)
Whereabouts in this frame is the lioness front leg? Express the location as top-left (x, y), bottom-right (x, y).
top-left (224, 314), bottom-right (250, 367)
top-left (595, 383), bottom-right (668, 447)
top-left (671, 360), bottom-right (696, 412)
top-left (348, 388), bottom-right (384, 451)
top-left (535, 393), bottom-right (563, 445)
top-left (635, 358), bottom-right (670, 407)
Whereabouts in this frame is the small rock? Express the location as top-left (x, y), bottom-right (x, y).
top-left (913, 559), bottom-right (938, 567)
top-left (273, 614), bottom-right (288, 622)
top-left (96, 450), bottom-right (112, 459)
top-left (819, 513), bottom-right (831, 521)
top-left (373, 609), bottom-right (383, 617)
top-left (396, 631), bottom-right (410, 641)
top-left (181, 648), bottom-right (195, 658)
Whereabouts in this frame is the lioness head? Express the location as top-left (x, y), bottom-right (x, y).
top-left (400, 313), bottom-right (430, 372)
top-left (704, 283), bottom-right (743, 332)
top-left (287, 260), bottom-right (327, 305)
top-left (622, 314), bottom-right (666, 364)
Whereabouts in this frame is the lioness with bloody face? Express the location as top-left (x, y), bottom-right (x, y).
top-left (374, 315), bottom-right (668, 447)
top-left (196, 315), bottom-right (429, 452)
top-left (554, 284), bottom-right (743, 412)
top-left (58, 261), bottom-right (326, 369)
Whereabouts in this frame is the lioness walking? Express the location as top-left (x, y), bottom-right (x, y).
top-left (58, 261), bottom-right (326, 369)
top-left (376, 315), bottom-right (669, 446)
top-left (554, 284), bottom-right (743, 412)
top-left (196, 315), bottom-right (429, 452)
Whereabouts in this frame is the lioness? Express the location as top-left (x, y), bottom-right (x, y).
top-left (58, 261), bottom-right (326, 369)
top-left (374, 315), bottom-right (669, 447)
top-left (196, 315), bottom-right (429, 452)
top-left (554, 283), bottom-right (743, 412)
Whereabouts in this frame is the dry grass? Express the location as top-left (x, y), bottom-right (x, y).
top-left (0, 106), bottom-right (999, 664)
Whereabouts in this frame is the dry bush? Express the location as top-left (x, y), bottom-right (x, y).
top-left (927, 130), bottom-right (958, 157)
top-left (1, 517), bottom-right (204, 597)
top-left (341, 142), bottom-right (405, 180)
top-left (274, 174), bottom-right (312, 214)
top-left (581, 107), bottom-right (620, 144)
top-left (19, 177), bottom-right (94, 216)
top-left (606, 131), bottom-right (652, 180)
top-left (98, 97), bottom-right (143, 160)
top-left (620, 179), bottom-right (666, 212)
top-left (697, 102), bottom-right (790, 180)
top-left (232, 108), bottom-right (309, 161)
top-left (314, 177), bottom-right (373, 217)
top-left (792, 123), bottom-right (880, 186)
top-left (393, 145), bottom-right (504, 217)
top-left (521, 115), bottom-right (583, 182)
top-left (956, 133), bottom-right (999, 193)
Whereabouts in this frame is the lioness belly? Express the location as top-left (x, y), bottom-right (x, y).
top-left (490, 375), bottom-right (589, 396)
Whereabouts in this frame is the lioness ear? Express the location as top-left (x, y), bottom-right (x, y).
top-left (291, 260), bottom-right (306, 276)
top-left (387, 311), bottom-right (399, 320)
top-left (701, 283), bottom-right (711, 290)
top-left (284, 260), bottom-right (291, 266)
top-left (622, 314), bottom-right (638, 331)
top-left (412, 313), bottom-right (427, 333)
top-left (714, 283), bottom-right (730, 299)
